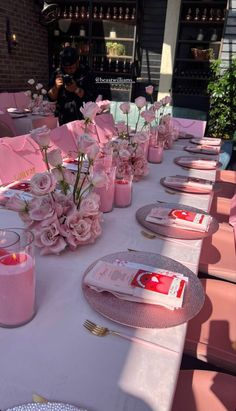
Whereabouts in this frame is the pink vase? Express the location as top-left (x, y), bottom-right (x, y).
top-left (94, 166), bottom-right (116, 213)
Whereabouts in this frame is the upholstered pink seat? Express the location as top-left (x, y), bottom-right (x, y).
top-left (184, 279), bottom-right (236, 373)
top-left (199, 223), bottom-right (236, 283)
top-left (209, 195), bottom-right (232, 223)
top-left (172, 370), bottom-right (236, 411)
top-left (216, 169), bottom-right (236, 185)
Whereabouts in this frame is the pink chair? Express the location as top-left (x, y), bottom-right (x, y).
top-left (216, 170), bottom-right (236, 185)
top-left (0, 112), bottom-right (17, 137)
top-left (0, 92), bottom-right (16, 110)
top-left (172, 370), bottom-right (236, 411)
top-left (14, 92), bottom-right (31, 111)
top-left (31, 116), bottom-right (58, 130)
top-left (209, 183), bottom-right (235, 223)
top-left (172, 117), bottom-right (207, 138)
top-left (184, 279), bottom-right (236, 373)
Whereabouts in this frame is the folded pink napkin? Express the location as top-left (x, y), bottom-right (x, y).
top-left (178, 156), bottom-right (218, 168)
top-left (191, 137), bottom-right (221, 146)
top-left (186, 145), bottom-right (220, 154)
top-left (84, 260), bottom-right (188, 309)
top-left (146, 207), bottom-right (212, 232)
top-left (164, 176), bottom-right (213, 190)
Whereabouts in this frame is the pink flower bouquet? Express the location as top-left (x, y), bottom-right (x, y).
top-left (5, 110), bottom-right (109, 255)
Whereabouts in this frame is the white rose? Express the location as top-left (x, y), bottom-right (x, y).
top-left (28, 79), bottom-right (35, 85)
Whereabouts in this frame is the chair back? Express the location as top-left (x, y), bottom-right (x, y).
top-left (0, 92), bottom-right (16, 110)
top-left (0, 134), bottom-right (45, 185)
top-left (172, 117), bottom-right (206, 138)
top-left (31, 116), bottom-right (58, 130)
top-left (14, 92), bottom-right (31, 111)
top-left (0, 112), bottom-right (17, 137)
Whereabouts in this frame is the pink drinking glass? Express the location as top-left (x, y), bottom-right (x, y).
top-left (0, 228), bottom-right (36, 328)
top-left (148, 144), bottom-right (164, 163)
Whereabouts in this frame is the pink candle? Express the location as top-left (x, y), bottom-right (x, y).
top-left (114, 178), bottom-right (133, 207)
top-left (148, 146), bottom-right (164, 163)
top-left (0, 252), bottom-right (35, 327)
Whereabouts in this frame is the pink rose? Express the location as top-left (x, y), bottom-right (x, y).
top-left (132, 156), bottom-right (149, 177)
top-left (34, 218), bottom-right (67, 255)
top-left (5, 195), bottom-right (28, 212)
top-left (80, 102), bottom-right (100, 121)
top-left (90, 213), bottom-right (103, 239)
top-left (91, 171), bottom-right (109, 188)
top-left (115, 121), bottom-right (126, 135)
top-left (95, 99), bottom-right (111, 112)
top-left (54, 192), bottom-right (76, 217)
top-left (119, 148), bottom-right (131, 160)
top-left (119, 102), bottom-right (130, 114)
top-left (135, 96), bottom-right (147, 109)
top-left (28, 196), bottom-right (55, 221)
top-left (62, 212), bottom-right (92, 249)
top-left (30, 126), bottom-right (51, 148)
top-left (141, 110), bottom-right (156, 123)
top-left (47, 148), bottom-right (63, 167)
top-left (86, 142), bottom-right (100, 160)
top-left (162, 95), bottom-right (172, 105)
top-left (77, 133), bottom-right (97, 155)
top-left (30, 172), bottom-right (57, 196)
top-left (153, 101), bottom-right (162, 111)
top-left (79, 192), bottom-right (100, 217)
top-left (145, 85), bottom-right (154, 95)
top-left (52, 168), bottom-right (76, 186)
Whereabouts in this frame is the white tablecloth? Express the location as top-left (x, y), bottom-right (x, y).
top-left (0, 142), bottom-right (216, 411)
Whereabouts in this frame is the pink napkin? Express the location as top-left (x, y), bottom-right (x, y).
top-left (178, 156), bottom-right (218, 168)
top-left (164, 176), bottom-right (213, 190)
top-left (191, 137), bottom-right (221, 146)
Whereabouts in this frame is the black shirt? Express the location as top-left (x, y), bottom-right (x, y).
top-left (49, 65), bottom-right (96, 126)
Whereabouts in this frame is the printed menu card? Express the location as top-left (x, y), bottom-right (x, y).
top-left (145, 207), bottom-right (212, 232)
top-left (84, 260), bottom-right (188, 309)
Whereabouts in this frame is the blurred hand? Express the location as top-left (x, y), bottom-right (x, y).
top-left (55, 75), bottom-right (63, 89)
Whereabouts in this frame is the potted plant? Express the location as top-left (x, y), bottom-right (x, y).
top-left (106, 42), bottom-right (125, 56)
top-left (207, 57), bottom-right (236, 140)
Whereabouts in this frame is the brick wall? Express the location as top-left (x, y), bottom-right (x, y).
top-left (0, 0), bottom-right (49, 92)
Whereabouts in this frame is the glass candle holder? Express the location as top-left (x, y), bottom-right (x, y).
top-left (148, 145), bottom-right (164, 164)
top-left (0, 228), bottom-right (36, 328)
top-left (114, 175), bottom-right (133, 207)
top-left (93, 148), bottom-right (113, 172)
top-left (94, 166), bottom-right (116, 213)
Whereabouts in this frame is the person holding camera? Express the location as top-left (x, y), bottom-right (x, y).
top-left (48, 47), bottom-right (96, 125)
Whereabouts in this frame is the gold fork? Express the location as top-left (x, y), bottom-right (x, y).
top-left (83, 320), bottom-right (178, 354)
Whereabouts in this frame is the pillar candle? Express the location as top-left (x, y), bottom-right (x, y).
top-left (0, 252), bottom-right (35, 327)
top-left (114, 177), bottom-right (132, 207)
top-left (148, 145), bottom-right (164, 163)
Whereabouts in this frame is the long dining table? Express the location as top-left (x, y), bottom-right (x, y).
top-left (0, 137), bottom-right (218, 411)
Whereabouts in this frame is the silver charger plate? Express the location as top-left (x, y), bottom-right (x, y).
top-left (136, 203), bottom-right (219, 240)
top-left (82, 251), bottom-right (205, 329)
top-left (6, 403), bottom-right (85, 411)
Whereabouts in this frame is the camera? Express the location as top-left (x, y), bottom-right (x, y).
top-left (55, 69), bottom-right (74, 85)
top-left (63, 74), bottom-right (74, 85)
